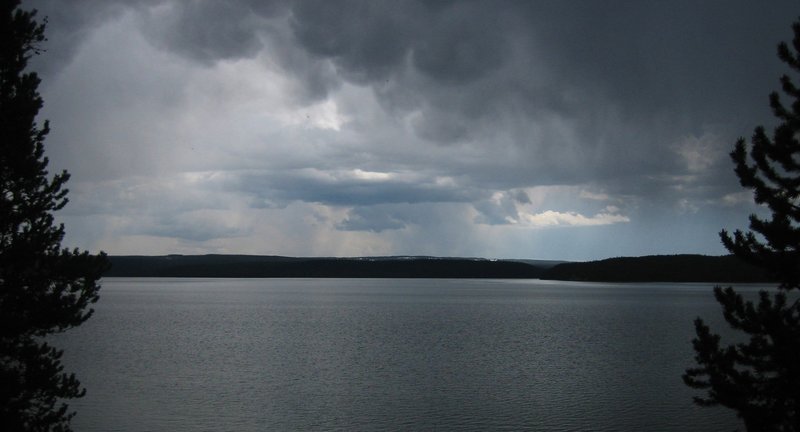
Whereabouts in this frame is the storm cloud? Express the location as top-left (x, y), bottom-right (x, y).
top-left (25, 0), bottom-right (798, 260)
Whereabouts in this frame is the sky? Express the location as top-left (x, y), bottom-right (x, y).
top-left (24, 0), bottom-right (798, 261)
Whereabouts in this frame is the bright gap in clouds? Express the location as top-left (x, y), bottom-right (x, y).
top-left (31, 0), bottom-right (794, 261)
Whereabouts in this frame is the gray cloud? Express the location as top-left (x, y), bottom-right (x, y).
top-left (337, 206), bottom-right (407, 232)
top-left (233, 169), bottom-right (478, 207)
top-left (474, 193), bottom-right (520, 226)
top-left (134, 213), bottom-right (249, 242)
top-left (23, 0), bottom-right (800, 258)
top-left (289, 1), bottom-right (413, 84)
top-left (141, 1), bottom-right (267, 64)
top-left (513, 190), bottom-right (531, 205)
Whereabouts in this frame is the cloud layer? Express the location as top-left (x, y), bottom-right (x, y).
top-left (26, 0), bottom-right (797, 260)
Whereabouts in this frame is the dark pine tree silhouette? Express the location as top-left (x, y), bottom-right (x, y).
top-left (683, 18), bottom-right (800, 432)
top-left (0, 1), bottom-right (109, 430)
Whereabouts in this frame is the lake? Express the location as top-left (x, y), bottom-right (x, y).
top-left (55, 278), bottom-right (756, 431)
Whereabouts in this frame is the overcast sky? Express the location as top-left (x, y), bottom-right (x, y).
top-left (24, 0), bottom-right (798, 260)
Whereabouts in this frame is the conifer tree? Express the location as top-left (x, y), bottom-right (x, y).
top-left (683, 18), bottom-right (800, 431)
top-left (0, 1), bottom-right (109, 430)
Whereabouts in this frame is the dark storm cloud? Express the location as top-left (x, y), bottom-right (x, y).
top-left (290, 0), bottom-right (512, 84)
top-left (26, 0), bottom-right (156, 75)
top-left (286, 0), bottom-right (793, 180)
top-left (141, 1), bottom-right (266, 64)
top-left (277, 1), bottom-right (795, 205)
top-left (33, 0), bottom-right (796, 188)
top-left (289, 1), bottom-right (414, 84)
top-left (22, 0), bottom-right (800, 256)
top-left (32, 0), bottom-right (796, 138)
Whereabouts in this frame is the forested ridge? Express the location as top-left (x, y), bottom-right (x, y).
top-left (104, 254), bottom-right (771, 282)
top-left (105, 255), bottom-right (550, 278)
top-left (541, 254), bottom-right (772, 283)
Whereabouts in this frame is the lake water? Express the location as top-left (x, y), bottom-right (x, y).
top-left (54, 278), bottom-right (757, 431)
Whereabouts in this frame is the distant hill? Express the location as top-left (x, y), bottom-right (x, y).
top-left (104, 254), bottom-right (775, 282)
top-left (540, 254), bottom-right (773, 283)
top-left (507, 259), bottom-right (567, 269)
top-left (105, 255), bottom-right (547, 278)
